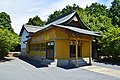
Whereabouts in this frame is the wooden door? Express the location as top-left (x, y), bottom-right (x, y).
top-left (46, 42), bottom-right (54, 60)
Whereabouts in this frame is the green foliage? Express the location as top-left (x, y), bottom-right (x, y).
top-left (0, 29), bottom-right (19, 53)
top-left (109, 0), bottom-right (120, 26)
top-left (85, 2), bottom-right (108, 17)
top-left (85, 15), bottom-right (114, 32)
top-left (47, 4), bottom-right (80, 22)
top-left (0, 12), bottom-right (19, 56)
top-left (0, 12), bottom-right (14, 32)
top-left (26, 15), bottom-right (45, 26)
top-left (101, 27), bottom-right (120, 57)
top-left (82, 3), bottom-right (112, 32)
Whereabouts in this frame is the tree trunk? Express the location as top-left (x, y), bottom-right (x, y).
top-left (0, 52), bottom-right (5, 60)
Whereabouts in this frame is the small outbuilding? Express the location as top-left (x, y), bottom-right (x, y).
top-left (19, 25), bottom-right (42, 56)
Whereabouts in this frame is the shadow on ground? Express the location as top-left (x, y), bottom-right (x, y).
top-left (19, 56), bottom-right (91, 69)
top-left (58, 65), bottom-right (78, 69)
top-left (19, 57), bottom-right (48, 68)
top-left (93, 59), bottom-right (120, 66)
top-left (58, 64), bottom-right (91, 70)
top-left (0, 57), bottom-right (14, 62)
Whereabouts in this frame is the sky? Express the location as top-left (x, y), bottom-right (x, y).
top-left (0, 0), bottom-right (113, 34)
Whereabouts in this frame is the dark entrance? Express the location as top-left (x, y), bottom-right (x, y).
top-left (70, 41), bottom-right (81, 58)
top-left (46, 42), bottom-right (54, 60)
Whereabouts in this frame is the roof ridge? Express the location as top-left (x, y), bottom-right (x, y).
top-left (24, 24), bottom-right (41, 28)
top-left (46, 10), bottom-right (75, 25)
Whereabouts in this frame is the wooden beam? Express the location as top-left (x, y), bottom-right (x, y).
top-left (76, 40), bottom-right (78, 67)
top-left (89, 41), bottom-right (92, 64)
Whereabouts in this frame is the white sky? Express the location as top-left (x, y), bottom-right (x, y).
top-left (0, 0), bottom-right (113, 34)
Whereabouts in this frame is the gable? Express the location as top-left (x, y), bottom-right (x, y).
top-left (60, 12), bottom-right (88, 30)
top-left (19, 25), bottom-right (28, 36)
top-left (21, 29), bottom-right (29, 48)
top-left (45, 11), bottom-right (89, 30)
top-left (19, 24), bottom-right (42, 36)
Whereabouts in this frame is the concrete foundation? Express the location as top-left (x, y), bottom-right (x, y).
top-left (57, 58), bottom-right (88, 67)
top-left (83, 57), bottom-right (92, 64)
top-left (57, 60), bottom-right (69, 66)
top-left (21, 48), bottom-right (27, 57)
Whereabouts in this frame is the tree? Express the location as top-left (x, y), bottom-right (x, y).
top-left (47, 4), bottom-right (80, 22)
top-left (0, 29), bottom-right (19, 59)
top-left (26, 15), bottom-right (45, 26)
top-left (109, 0), bottom-right (120, 26)
top-left (0, 12), bottom-right (14, 32)
top-left (85, 2), bottom-right (108, 17)
top-left (101, 27), bottom-right (120, 59)
top-left (84, 15), bottom-right (114, 32)
top-left (83, 3), bottom-right (119, 59)
top-left (0, 12), bottom-right (19, 59)
top-left (47, 10), bottom-right (61, 22)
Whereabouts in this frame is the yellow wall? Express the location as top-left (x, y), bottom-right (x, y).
top-left (55, 27), bottom-right (69, 40)
top-left (28, 27), bottom-right (56, 58)
top-left (54, 27), bottom-right (70, 60)
top-left (55, 40), bottom-right (70, 60)
top-left (81, 41), bottom-right (91, 58)
top-left (29, 51), bottom-right (46, 57)
top-left (30, 27), bottom-right (56, 44)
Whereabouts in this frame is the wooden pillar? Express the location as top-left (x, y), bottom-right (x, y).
top-left (76, 40), bottom-right (78, 67)
top-left (89, 41), bottom-right (92, 64)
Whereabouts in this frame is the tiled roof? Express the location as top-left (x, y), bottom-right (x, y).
top-left (46, 10), bottom-right (75, 24)
top-left (24, 25), bottom-right (43, 33)
top-left (19, 24), bottom-right (43, 36)
top-left (44, 12), bottom-right (76, 28)
top-left (54, 25), bottom-right (100, 36)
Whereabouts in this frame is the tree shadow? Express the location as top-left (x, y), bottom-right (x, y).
top-left (93, 59), bottom-right (120, 66)
top-left (19, 56), bottom-right (48, 68)
top-left (0, 57), bottom-right (14, 62)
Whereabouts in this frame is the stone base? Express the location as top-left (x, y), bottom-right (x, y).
top-left (57, 60), bottom-right (69, 66)
top-left (23, 55), bottom-right (89, 67)
top-left (57, 59), bottom-right (88, 67)
top-left (83, 57), bottom-right (92, 64)
top-left (31, 56), bottom-right (42, 61)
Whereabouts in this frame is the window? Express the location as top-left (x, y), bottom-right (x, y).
top-left (30, 43), bottom-right (46, 51)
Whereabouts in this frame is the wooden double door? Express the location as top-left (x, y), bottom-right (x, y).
top-left (70, 41), bottom-right (81, 58)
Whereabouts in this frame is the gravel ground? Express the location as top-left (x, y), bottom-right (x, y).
top-left (0, 57), bottom-right (119, 80)
top-left (92, 61), bottom-right (120, 70)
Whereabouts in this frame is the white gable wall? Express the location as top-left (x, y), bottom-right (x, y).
top-left (21, 29), bottom-right (29, 56)
top-left (21, 29), bottom-right (29, 48)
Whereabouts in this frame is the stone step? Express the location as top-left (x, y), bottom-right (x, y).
top-left (41, 59), bottom-right (57, 67)
top-left (71, 59), bottom-right (85, 63)
top-left (49, 59), bottom-right (57, 67)
top-left (41, 59), bottom-right (54, 65)
top-left (48, 64), bottom-right (56, 67)
top-left (78, 61), bottom-right (87, 66)
top-left (71, 59), bottom-right (87, 66)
